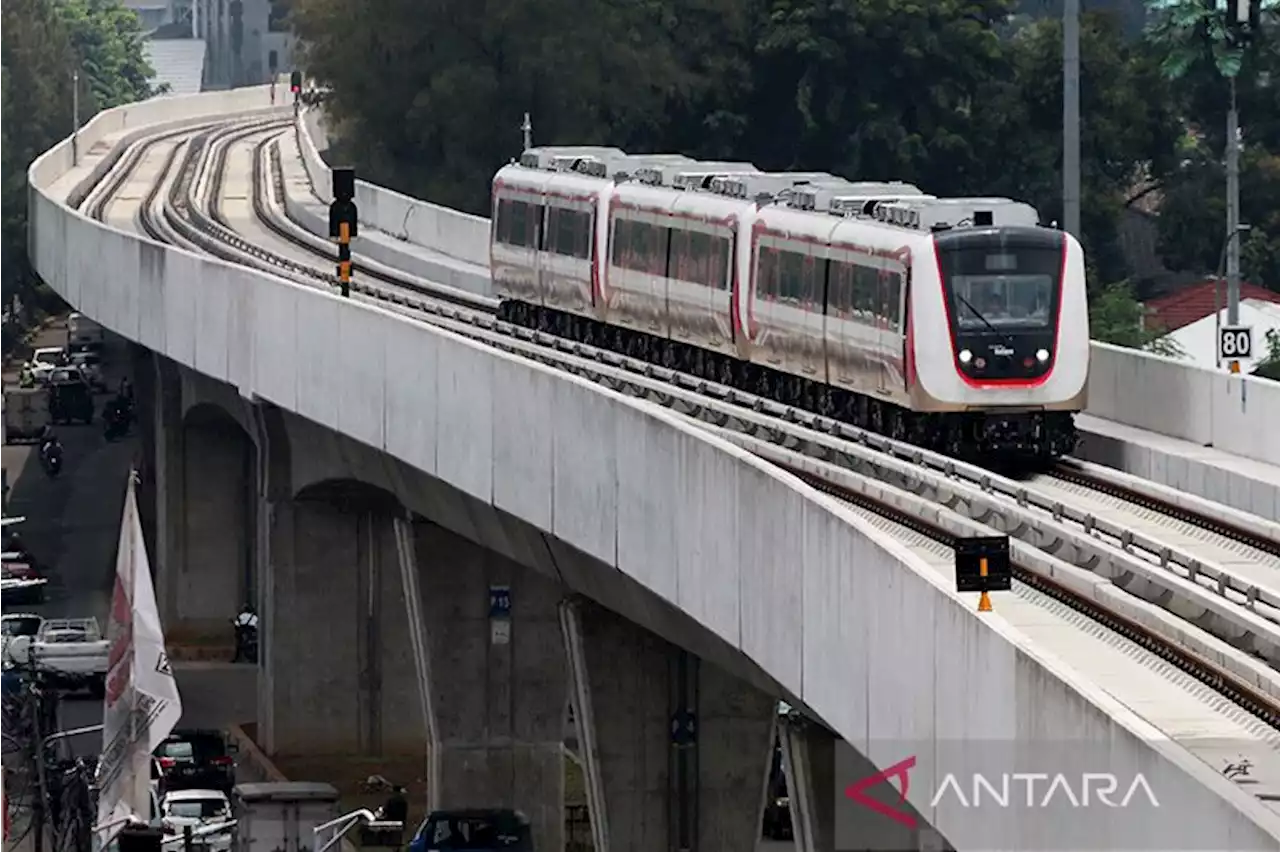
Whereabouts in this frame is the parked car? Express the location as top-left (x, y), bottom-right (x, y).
top-left (407, 809), bottom-right (533, 852)
top-left (155, 730), bottom-right (237, 794)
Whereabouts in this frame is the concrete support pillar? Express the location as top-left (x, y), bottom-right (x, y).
top-left (261, 495), bottom-right (411, 758)
top-left (408, 520), bottom-right (568, 852)
top-left (153, 356), bottom-right (184, 628)
top-left (150, 357), bottom-right (253, 633)
top-left (180, 415), bottom-right (252, 626)
top-left (562, 599), bottom-right (776, 852)
top-left (780, 719), bottom-right (836, 852)
top-left (133, 345), bottom-right (158, 562)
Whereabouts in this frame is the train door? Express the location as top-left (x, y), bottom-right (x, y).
top-left (533, 197), bottom-right (549, 306)
top-left (900, 266), bottom-right (912, 392)
top-left (875, 267), bottom-right (892, 392)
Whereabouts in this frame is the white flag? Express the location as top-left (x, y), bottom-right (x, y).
top-left (96, 473), bottom-right (183, 848)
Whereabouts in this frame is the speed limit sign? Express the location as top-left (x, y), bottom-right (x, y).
top-left (1219, 326), bottom-right (1253, 361)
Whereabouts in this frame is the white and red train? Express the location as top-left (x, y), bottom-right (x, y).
top-left (490, 147), bottom-right (1089, 461)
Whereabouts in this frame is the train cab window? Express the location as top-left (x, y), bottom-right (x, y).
top-left (935, 235), bottom-right (1063, 333)
top-left (547, 207), bottom-right (592, 259)
top-left (496, 198), bottom-right (541, 249)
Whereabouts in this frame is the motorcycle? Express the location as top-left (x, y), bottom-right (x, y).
top-left (103, 407), bottom-right (128, 441)
top-left (40, 444), bottom-right (63, 478)
top-left (232, 619), bottom-right (259, 663)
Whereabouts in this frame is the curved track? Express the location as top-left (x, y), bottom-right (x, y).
top-left (79, 113), bottom-right (1280, 811)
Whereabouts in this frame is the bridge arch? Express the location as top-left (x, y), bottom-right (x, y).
top-left (170, 401), bottom-right (256, 630)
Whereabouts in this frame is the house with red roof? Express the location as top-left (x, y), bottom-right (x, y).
top-left (1143, 281), bottom-right (1280, 335)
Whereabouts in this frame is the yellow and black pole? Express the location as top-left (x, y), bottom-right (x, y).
top-left (329, 168), bottom-right (358, 298)
top-left (337, 221), bottom-right (352, 297)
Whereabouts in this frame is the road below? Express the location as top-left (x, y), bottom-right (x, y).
top-left (4, 321), bottom-right (256, 852)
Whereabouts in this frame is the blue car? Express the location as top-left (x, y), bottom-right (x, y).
top-left (406, 809), bottom-right (533, 852)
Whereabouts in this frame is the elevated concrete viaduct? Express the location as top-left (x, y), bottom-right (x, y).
top-left (31, 87), bottom-right (1280, 852)
top-left (140, 352), bottom-right (783, 851)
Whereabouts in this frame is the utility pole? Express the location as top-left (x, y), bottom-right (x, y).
top-left (521, 112), bottom-right (533, 152)
top-left (1225, 74), bottom-right (1242, 372)
top-left (72, 67), bottom-right (81, 167)
top-left (1062, 0), bottom-right (1081, 239)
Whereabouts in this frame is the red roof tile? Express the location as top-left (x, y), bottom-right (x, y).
top-left (1143, 281), bottom-right (1280, 333)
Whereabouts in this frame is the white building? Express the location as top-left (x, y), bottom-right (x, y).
top-left (1154, 298), bottom-right (1280, 373)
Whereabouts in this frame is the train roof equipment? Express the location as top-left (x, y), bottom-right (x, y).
top-left (783, 180), bottom-right (927, 213)
top-left (703, 172), bottom-right (848, 202)
top-left (863, 197), bottom-right (1041, 232)
top-left (517, 146), bottom-right (628, 171)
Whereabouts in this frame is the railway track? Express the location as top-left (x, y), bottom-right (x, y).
top-left (80, 116), bottom-right (1280, 786)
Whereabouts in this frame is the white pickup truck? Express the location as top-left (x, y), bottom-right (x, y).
top-left (13, 618), bottom-right (112, 691)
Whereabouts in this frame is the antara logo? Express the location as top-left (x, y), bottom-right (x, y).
top-left (844, 756), bottom-right (1161, 829)
top-left (989, 344), bottom-right (1015, 356)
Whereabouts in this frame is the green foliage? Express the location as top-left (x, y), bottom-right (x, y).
top-left (1089, 280), bottom-right (1183, 356)
top-left (55, 0), bottom-right (163, 110)
top-left (2, 0), bottom-right (157, 320)
top-left (1254, 328), bottom-right (1280, 380)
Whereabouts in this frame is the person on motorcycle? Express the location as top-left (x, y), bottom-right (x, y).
top-left (40, 431), bottom-right (64, 475)
top-left (232, 604), bottom-right (259, 662)
top-left (118, 377), bottom-right (134, 403)
top-left (17, 364), bottom-right (34, 388)
top-left (4, 532), bottom-right (26, 560)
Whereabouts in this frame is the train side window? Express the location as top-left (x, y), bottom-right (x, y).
top-left (881, 270), bottom-right (902, 329)
top-left (688, 231), bottom-right (710, 287)
top-left (777, 250), bottom-right (805, 304)
top-left (611, 218), bottom-right (630, 267)
top-left (757, 247), bottom-right (778, 300)
top-left (852, 264), bottom-right (878, 320)
top-left (828, 260), bottom-right (854, 317)
top-left (498, 199), bottom-right (533, 249)
top-left (709, 235), bottom-right (730, 290)
top-left (670, 229), bottom-right (690, 281)
top-left (800, 254), bottom-right (820, 307)
top-left (652, 225), bottom-right (673, 277)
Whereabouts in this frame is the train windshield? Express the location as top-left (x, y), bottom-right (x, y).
top-left (935, 230), bottom-right (1064, 334)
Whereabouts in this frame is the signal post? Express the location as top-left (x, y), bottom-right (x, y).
top-left (329, 168), bottom-right (358, 297)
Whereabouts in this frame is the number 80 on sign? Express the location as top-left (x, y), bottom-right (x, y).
top-left (1219, 326), bottom-right (1252, 361)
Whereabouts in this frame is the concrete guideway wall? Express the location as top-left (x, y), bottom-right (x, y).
top-left (1089, 343), bottom-right (1280, 467)
top-left (291, 110), bottom-right (1280, 469)
top-left (293, 108), bottom-right (490, 269)
top-left (28, 94), bottom-right (1280, 849)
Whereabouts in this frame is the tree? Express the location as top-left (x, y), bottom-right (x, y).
top-left (987, 11), bottom-right (1183, 287)
top-left (1254, 328), bottom-right (1280, 379)
top-left (55, 0), bottom-right (163, 111)
top-left (1089, 280), bottom-right (1184, 356)
top-left (291, 0), bottom-right (702, 214)
top-left (2, 0), bottom-right (78, 310)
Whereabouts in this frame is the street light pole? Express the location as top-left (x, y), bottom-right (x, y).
top-left (72, 68), bottom-right (81, 167)
top-left (1225, 74), bottom-right (1243, 373)
top-left (1062, 0), bottom-right (1081, 239)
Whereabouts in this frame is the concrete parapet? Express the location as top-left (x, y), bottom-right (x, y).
top-left (29, 92), bottom-right (1280, 849)
top-left (294, 106), bottom-right (490, 268)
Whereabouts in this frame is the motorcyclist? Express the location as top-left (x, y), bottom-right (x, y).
top-left (17, 363), bottom-right (34, 388)
top-left (232, 604), bottom-right (259, 662)
top-left (40, 430), bottom-right (62, 463)
top-left (368, 777), bottom-right (408, 824)
top-left (118, 377), bottom-right (134, 404)
top-left (40, 432), bottom-right (63, 477)
top-left (4, 532), bottom-right (27, 560)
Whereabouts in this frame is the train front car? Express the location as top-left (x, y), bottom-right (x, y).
top-left (913, 211), bottom-right (1089, 462)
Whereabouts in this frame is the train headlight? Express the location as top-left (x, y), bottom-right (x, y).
top-left (1035, 348), bottom-right (1050, 363)
top-left (958, 349), bottom-right (973, 364)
